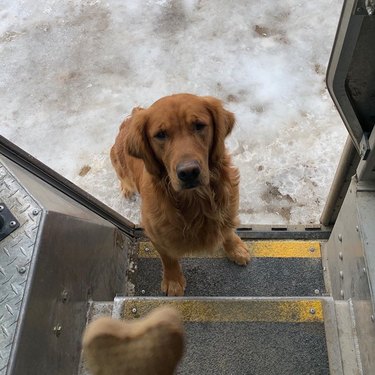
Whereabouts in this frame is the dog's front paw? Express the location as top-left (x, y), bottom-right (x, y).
top-left (122, 187), bottom-right (134, 199)
top-left (120, 182), bottom-right (134, 199)
top-left (224, 235), bottom-right (251, 266)
top-left (161, 276), bottom-right (186, 297)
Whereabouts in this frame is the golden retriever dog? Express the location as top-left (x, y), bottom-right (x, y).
top-left (110, 93), bottom-right (250, 296)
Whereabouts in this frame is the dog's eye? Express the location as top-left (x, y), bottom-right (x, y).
top-left (194, 121), bottom-right (206, 131)
top-left (154, 130), bottom-right (167, 140)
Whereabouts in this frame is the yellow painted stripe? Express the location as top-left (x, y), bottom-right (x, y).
top-left (138, 241), bottom-right (321, 258)
top-left (124, 299), bottom-right (323, 323)
top-left (249, 241), bottom-right (321, 258)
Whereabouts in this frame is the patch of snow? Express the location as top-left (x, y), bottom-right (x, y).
top-left (0, 0), bottom-right (347, 225)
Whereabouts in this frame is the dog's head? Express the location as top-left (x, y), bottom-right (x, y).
top-left (125, 93), bottom-right (235, 192)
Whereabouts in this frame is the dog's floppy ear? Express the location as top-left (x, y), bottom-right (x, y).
top-left (125, 109), bottom-right (163, 176)
top-left (204, 96), bottom-right (235, 163)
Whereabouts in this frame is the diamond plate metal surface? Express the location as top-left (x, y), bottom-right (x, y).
top-left (0, 161), bottom-right (42, 374)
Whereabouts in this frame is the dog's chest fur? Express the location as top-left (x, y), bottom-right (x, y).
top-left (141, 163), bottom-right (239, 256)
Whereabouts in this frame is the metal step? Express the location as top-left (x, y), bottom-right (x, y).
top-left (79, 296), bottom-right (331, 375)
top-left (78, 237), bottom-right (363, 375)
top-left (80, 296), bottom-right (374, 375)
top-left (128, 240), bottom-right (326, 297)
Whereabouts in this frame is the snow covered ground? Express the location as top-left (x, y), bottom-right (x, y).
top-left (0, 0), bottom-right (347, 225)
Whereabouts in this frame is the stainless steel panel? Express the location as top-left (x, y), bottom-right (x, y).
top-left (0, 156), bottom-right (131, 375)
top-left (326, 178), bottom-right (371, 302)
top-left (8, 217), bottom-right (129, 375)
top-left (356, 183), bottom-right (375, 309)
top-left (332, 300), bottom-right (362, 374)
top-left (326, 177), bottom-right (375, 373)
top-left (0, 161), bottom-right (42, 375)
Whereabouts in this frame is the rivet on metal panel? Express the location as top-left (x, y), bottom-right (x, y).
top-left (132, 307), bottom-right (137, 314)
top-left (145, 247), bottom-right (150, 252)
top-left (9, 221), bottom-right (17, 228)
top-left (141, 290), bottom-right (146, 295)
top-left (339, 252), bottom-right (343, 260)
top-left (339, 271), bottom-right (344, 279)
top-left (32, 209), bottom-right (39, 216)
top-left (53, 324), bottom-right (62, 337)
top-left (309, 247), bottom-right (315, 253)
top-left (310, 308), bottom-right (316, 315)
top-left (338, 234), bottom-right (343, 242)
top-left (314, 289), bottom-right (320, 295)
top-left (18, 266), bottom-right (26, 274)
top-left (0, 205), bottom-right (4, 211)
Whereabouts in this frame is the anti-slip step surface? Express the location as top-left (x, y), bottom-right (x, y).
top-left (129, 241), bottom-right (325, 297)
top-left (80, 240), bottom-right (331, 375)
top-left (179, 322), bottom-right (328, 375)
top-left (123, 297), bottom-right (330, 375)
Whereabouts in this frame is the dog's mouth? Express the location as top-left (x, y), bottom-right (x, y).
top-left (180, 180), bottom-right (201, 190)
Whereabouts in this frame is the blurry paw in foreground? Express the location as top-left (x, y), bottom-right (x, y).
top-left (83, 306), bottom-right (185, 375)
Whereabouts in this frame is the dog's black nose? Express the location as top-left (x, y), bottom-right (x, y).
top-left (176, 160), bottom-right (201, 184)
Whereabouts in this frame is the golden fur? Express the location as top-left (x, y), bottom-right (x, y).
top-left (82, 307), bottom-right (184, 375)
top-left (110, 93), bottom-right (250, 296)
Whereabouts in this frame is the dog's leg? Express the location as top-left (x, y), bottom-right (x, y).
top-left (158, 252), bottom-right (186, 296)
top-left (110, 145), bottom-right (137, 199)
top-left (223, 231), bottom-right (251, 265)
top-left (119, 177), bottom-right (136, 199)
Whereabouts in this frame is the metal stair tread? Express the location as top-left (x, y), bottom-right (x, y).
top-left (128, 240), bottom-right (326, 297)
top-left (101, 296), bottom-right (331, 375)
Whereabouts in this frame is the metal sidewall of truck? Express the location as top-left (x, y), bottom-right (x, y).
top-left (0, 156), bottom-right (132, 375)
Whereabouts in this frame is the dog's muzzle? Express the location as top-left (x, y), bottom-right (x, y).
top-left (176, 160), bottom-right (201, 189)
